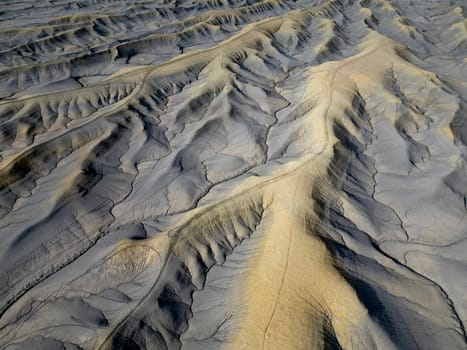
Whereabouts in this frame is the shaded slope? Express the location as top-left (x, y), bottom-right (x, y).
top-left (0, 0), bottom-right (465, 349)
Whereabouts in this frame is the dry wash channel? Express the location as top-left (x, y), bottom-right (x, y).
top-left (0, 0), bottom-right (466, 349)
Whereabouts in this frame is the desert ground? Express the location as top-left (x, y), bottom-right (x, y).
top-left (0, 0), bottom-right (466, 349)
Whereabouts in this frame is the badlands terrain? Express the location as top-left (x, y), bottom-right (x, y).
top-left (0, 0), bottom-right (466, 349)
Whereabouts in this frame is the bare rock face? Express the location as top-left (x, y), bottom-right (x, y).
top-left (0, 0), bottom-right (466, 349)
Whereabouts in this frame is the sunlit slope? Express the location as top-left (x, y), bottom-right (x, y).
top-left (0, 0), bottom-right (465, 349)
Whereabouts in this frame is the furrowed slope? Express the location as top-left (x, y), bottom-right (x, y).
top-left (0, 0), bottom-right (465, 349)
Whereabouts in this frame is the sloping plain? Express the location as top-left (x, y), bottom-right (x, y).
top-left (0, 0), bottom-right (466, 349)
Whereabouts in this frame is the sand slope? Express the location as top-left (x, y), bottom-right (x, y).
top-left (0, 0), bottom-right (466, 349)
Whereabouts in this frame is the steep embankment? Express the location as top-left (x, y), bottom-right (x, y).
top-left (0, 0), bottom-right (465, 349)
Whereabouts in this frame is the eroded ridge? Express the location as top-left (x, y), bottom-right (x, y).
top-left (0, 0), bottom-right (466, 349)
